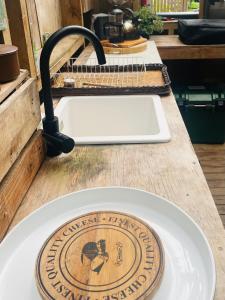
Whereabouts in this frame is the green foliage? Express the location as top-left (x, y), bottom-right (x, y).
top-left (188, 0), bottom-right (200, 10)
top-left (0, 0), bottom-right (6, 30)
top-left (135, 6), bottom-right (163, 37)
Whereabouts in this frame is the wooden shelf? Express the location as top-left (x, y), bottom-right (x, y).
top-left (0, 69), bottom-right (28, 104)
top-left (152, 35), bottom-right (225, 60)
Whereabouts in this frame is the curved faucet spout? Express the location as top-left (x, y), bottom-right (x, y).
top-left (40, 26), bottom-right (106, 157)
top-left (41, 25), bottom-right (106, 122)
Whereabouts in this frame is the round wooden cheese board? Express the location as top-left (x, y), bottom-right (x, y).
top-left (36, 211), bottom-right (164, 300)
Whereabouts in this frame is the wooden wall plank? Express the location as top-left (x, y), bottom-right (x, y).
top-left (60, 0), bottom-right (83, 26)
top-left (6, 0), bottom-right (37, 77)
top-left (25, 0), bottom-right (42, 51)
top-left (0, 130), bottom-right (46, 241)
top-left (0, 69), bottom-right (28, 104)
top-left (82, 0), bottom-right (95, 13)
top-left (35, 0), bottom-right (62, 38)
top-left (0, 78), bottom-right (41, 182)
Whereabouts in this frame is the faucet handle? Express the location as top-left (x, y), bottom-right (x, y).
top-left (43, 132), bottom-right (75, 157)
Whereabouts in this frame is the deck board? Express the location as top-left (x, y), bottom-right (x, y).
top-left (194, 144), bottom-right (225, 228)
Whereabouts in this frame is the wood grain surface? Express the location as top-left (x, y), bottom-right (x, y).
top-left (0, 78), bottom-right (41, 182)
top-left (35, 0), bottom-right (62, 38)
top-left (8, 42), bottom-right (225, 299)
top-left (0, 69), bottom-right (28, 104)
top-left (82, 0), bottom-right (95, 13)
top-left (163, 20), bottom-right (178, 35)
top-left (103, 42), bottom-right (148, 55)
top-left (60, 0), bottom-right (83, 27)
top-left (0, 130), bottom-right (45, 240)
top-left (26, 0), bottom-right (42, 51)
top-left (101, 38), bottom-right (147, 48)
top-left (194, 144), bottom-right (225, 228)
top-left (152, 35), bottom-right (225, 60)
top-left (52, 70), bottom-right (165, 89)
top-left (36, 211), bottom-right (164, 300)
top-left (6, 0), bottom-right (37, 77)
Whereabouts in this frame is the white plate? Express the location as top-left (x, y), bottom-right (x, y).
top-left (0, 187), bottom-right (215, 300)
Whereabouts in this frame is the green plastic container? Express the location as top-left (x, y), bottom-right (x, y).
top-left (174, 85), bottom-right (225, 144)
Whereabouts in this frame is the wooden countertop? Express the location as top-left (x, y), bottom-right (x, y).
top-left (10, 42), bottom-right (225, 299)
top-left (151, 35), bottom-right (225, 60)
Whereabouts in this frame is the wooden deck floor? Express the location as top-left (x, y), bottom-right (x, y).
top-left (194, 144), bottom-right (225, 228)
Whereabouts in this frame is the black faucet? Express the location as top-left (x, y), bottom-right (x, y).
top-left (40, 25), bottom-right (106, 157)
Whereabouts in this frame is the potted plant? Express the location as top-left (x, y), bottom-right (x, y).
top-left (135, 6), bottom-right (163, 39)
top-left (188, 0), bottom-right (200, 11)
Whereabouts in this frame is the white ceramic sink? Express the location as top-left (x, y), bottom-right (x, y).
top-left (55, 95), bottom-right (171, 144)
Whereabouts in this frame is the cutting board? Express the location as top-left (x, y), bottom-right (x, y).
top-left (101, 37), bottom-right (147, 48)
top-left (36, 211), bottom-right (164, 300)
top-left (102, 42), bottom-right (148, 54)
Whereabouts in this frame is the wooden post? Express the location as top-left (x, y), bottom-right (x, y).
top-left (199, 0), bottom-right (206, 18)
top-left (133, 0), bottom-right (141, 10)
top-left (6, 0), bottom-right (37, 77)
